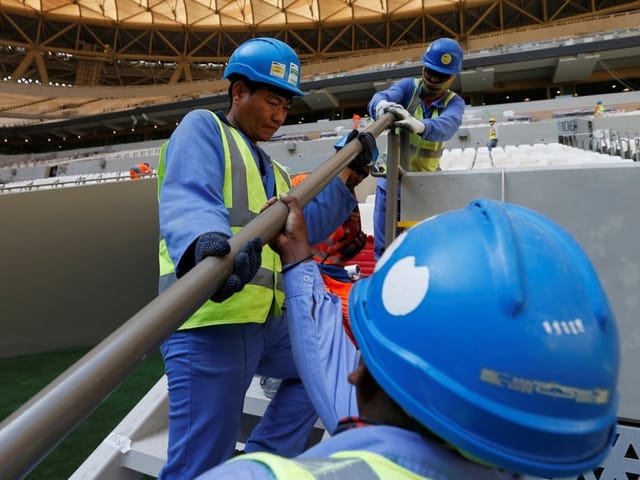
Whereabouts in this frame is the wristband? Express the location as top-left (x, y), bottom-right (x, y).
top-left (281, 254), bottom-right (314, 274)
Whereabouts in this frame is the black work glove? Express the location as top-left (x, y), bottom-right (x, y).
top-left (195, 232), bottom-right (231, 261)
top-left (345, 130), bottom-right (377, 189)
top-left (195, 232), bottom-right (263, 303)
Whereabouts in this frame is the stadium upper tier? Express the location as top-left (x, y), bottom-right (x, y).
top-left (0, 10), bottom-right (639, 155)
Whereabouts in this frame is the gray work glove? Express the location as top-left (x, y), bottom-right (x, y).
top-left (387, 105), bottom-right (426, 135)
top-left (374, 100), bottom-right (402, 120)
top-left (195, 232), bottom-right (263, 303)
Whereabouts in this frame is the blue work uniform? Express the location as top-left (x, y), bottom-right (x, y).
top-left (158, 109), bottom-right (356, 479)
top-left (367, 78), bottom-right (465, 260)
top-left (195, 263), bottom-right (521, 479)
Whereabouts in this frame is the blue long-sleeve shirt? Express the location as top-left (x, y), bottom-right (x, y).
top-left (367, 77), bottom-right (465, 143)
top-left (195, 263), bottom-right (522, 480)
top-left (159, 109), bottom-right (356, 271)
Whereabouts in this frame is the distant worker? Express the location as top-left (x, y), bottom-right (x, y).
top-left (198, 194), bottom-right (620, 480)
top-left (129, 162), bottom-right (154, 179)
top-left (594, 100), bottom-right (605, 117)
top-left (487, 117), bottom-right (499, 152)
top-left (352, 113), bottom-right (362, 129)
top-left (367, 37), bottom-right (465, 260)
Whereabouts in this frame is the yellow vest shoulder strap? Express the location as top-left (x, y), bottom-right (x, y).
top-left (234, 450), bottom-right (430, 479)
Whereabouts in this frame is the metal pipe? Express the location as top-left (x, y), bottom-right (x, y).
top-left (384, 130), bottom-right (400, 251)
top-left (0, 114), bottom-right (396, 479)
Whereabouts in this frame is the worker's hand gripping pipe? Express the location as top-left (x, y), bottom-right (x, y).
top-left (0, 112), bottom-right (396, 480)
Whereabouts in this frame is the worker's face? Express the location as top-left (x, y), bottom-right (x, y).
top-left (421, 67), bottom-right (454, 97)
top-left (230, 82), bottom-right (291, 143)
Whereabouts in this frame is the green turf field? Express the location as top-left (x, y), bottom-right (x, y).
top-left (0, 346), bottom-right (164, 479)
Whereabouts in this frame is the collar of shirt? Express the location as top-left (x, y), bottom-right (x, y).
top-left (419, 86), bottom-right (450, 106)
top-left (318, 263), bottom-right (351, 282)
top-left (335, 416), bottom-right (383, 434)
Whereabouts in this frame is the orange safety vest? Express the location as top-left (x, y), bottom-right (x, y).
top-left (130, 163), bottom-right (153, 179)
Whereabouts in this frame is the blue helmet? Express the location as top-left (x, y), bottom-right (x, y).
top-left (422, 38), bottom-right (463, 75)
top-left (349, 198), bottom-right (619, 478)
top-left (223, 37), bottom-right (304, 97)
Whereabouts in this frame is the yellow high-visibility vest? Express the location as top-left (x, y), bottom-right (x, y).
top-left (157, 112), bottom-right (291, 329)
top-left (232, 450), bottom-right (430, 479)
top-left (404, 79), bottom-right (457, 172)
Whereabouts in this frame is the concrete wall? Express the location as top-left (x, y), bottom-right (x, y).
top-left (0, 179), bottom-right (159, 357)
top-left (401, 163), bottom-right (640, 422)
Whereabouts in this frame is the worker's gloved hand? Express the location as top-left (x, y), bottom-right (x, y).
top-left (195, 232), bottom-right (263, 303)
top-left (195, 232), bottom-right (231, 261)
top-left (374, 100), bottom-right (402, 120)
top-left (338, 230), bottom-right (368, 260)
top-left (212, 237), bottom-right (263, 303)
top-left (387, 105), bottom-right (426, 135)
top-left (345, 130), bottom-right (377, 189)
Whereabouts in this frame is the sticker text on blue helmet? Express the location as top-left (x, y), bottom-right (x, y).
top-left (481, 368), bottom-right (610, 404)
top-left (270, 61), bottom-right (286, 79)
top-left (288, 63), bottom-right (299, 86)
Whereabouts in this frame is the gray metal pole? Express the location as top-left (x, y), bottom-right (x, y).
top-left (0, 113), bottom-right (395, 480)
top-left (384, 130), bottom-right (399, 251)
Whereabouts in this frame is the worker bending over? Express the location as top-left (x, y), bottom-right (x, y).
top-left (197, 194), bottom-right (619, 479)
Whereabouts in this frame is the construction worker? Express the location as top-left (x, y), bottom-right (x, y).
top-left (594, 100), bottom-right (605, 117)
top-left (292, 156), bottom-right (371, 344)
top-left (260, 132), bottom-right (377, 398)
top-left (129, 162), bottom-right (154, 179)
top-left (487, 117), bottom-right (499, 152)
top-left (367, 37), bottom-right (465, 260)
top-left (197, 194), bottom-right (620, 480)
top-left (156, 37), bottom-right (376, 479)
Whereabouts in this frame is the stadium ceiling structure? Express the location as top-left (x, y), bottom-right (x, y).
top-left (0, 0), bottom-right (639, 152)
top-left (1, 0), bottom-right (638, 86)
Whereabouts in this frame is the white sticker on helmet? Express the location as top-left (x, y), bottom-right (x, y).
top-left (270, 61), bottom-right (286, 79)
top-left (382, 256), bottom-right (430, 316)
top-left (288, 62), bottom-right (299, 86)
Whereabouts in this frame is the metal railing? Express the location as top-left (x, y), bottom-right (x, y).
top-left (0, 171), bottom-right (155, 193)
top-left (0, 113), bottom-right (396, 480)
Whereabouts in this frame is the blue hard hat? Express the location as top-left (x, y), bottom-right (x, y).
top-left (422, 38), bottom-right (463, 75)
top-left (223, 37), bottom-right (304, 97)
top-left (349, 198), bottom-right (619, 478)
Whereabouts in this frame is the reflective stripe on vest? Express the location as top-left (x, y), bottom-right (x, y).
top-left (405, 80), bottom-right (457, 172)
top-left (157, 112), bottom-right (290, 328)
top-left (234, 450), bottom-right (430, 479)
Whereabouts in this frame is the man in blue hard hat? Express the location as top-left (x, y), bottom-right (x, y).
top-left (368, 38), bottom-right (466, 260)
top-left (197, 193), bottom-right (619, 479)
top-left (156, 37), bottom-right (376, 479)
